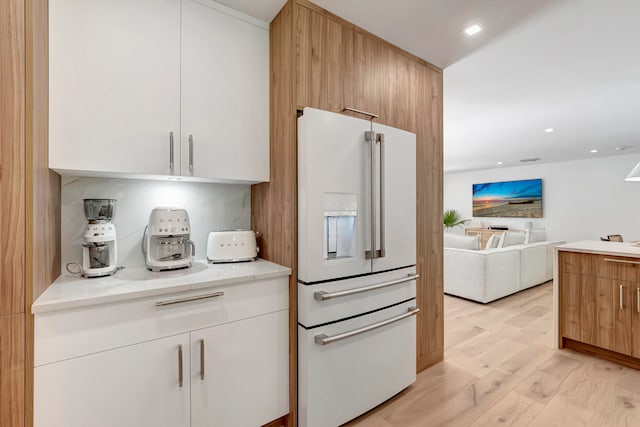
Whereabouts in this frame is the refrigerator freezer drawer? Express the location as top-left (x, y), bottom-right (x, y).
top-left (298, 299), bottom-right (417, 427)
top-left (297, 267), bottom-right (416, 328)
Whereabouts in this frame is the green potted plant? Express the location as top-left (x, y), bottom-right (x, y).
top-left (443, 209), bottom-right (468, 231)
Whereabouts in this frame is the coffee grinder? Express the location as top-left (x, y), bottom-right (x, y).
top-left (81, 199), bottom-right (118, 277)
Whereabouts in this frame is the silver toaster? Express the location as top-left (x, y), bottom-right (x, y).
top-left (207, 230), bottom-right (259, 263)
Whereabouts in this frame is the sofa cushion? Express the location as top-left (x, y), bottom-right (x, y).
top-left (444, 234), bottom-right (480, 250)
top-left (485, 234), bottom-right (501, 250)
top-left (498, 231), bottom-right (527, 248)
top-left (525, 229), bottom-right (547, 244)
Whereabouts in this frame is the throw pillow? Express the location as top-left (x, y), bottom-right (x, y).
top-left (485, 234), bottom-right (501, 250)
top-left (498, 231), bottom-right (526, 248)
top-left (525, 229), bottom-right (547, 244)
top-left (444, 234), bottom-right (481, 250)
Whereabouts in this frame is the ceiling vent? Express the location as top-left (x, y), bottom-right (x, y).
top-left (616, 146), bottom-right (634, 151)
top-left (519, 157), bottom-right (540, 163)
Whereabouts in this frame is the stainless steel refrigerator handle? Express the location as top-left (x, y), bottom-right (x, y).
top-left (314, 306), bottom-right (420, 345)
top-left (188, 134), bottom-right (194, 175)
top-left (343, 107), bottom-right (379, 120)
top-left (377, 133), bottom-right (386, 258)
top-left (314, 273), bottom-right (419, 301)
top-left (169, 131), bottom-right (175, 175)
top-left (155, 291), bottom-right (224, 307)
top-left (177, 344), bottom-right (184, 388)
top-left (365, 131), bottom-right (377, 260)
top-left (199, 339), bottom-right (205, 381)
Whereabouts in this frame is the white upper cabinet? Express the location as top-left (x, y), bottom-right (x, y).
top-left (181, 0), bottom-right (269, 183)
top-left (49, 0), bottom-right (181, 176)
top-left (49, 0), bottom-right (269, 183)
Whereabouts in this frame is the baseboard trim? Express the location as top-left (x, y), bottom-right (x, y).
top-left (562, 338), bottom-right (640, 370)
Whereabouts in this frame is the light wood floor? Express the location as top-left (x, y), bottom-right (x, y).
top-left (346, 282), bottom-right (640, 427)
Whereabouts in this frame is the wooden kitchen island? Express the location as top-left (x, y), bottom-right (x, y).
top-left (556, 240), bottom-right (640, 369)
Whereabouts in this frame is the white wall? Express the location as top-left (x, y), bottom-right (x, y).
top-left (444, 153), bottom-right (640, 243)
top-left (61, 177), bottom-right (250, 269)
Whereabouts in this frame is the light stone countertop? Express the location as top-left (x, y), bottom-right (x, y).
top-left (32, 259), bottom-right (291, 314)
top-left (555, 240), bottom-right (640, 258)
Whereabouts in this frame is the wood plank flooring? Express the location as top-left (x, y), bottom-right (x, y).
top-left (346, 282), bottom-right (640, 427)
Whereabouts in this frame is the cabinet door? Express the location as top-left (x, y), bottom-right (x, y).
top-left (190, 310), bottom-right (289, 427)
top-left (343, 29), bottom-right (381, 122)
top-left (34, 334), bottom-right (190, 427)
top-left (577, 276), bottom-right (632, 355)
top-left (296, 6), bottom-right (343, 112)
top-left (181, 0), bottom-right (269, 183)
top-left (49, 0), bottom-right (181, 176)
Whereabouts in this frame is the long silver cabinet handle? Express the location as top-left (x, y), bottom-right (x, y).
top-left (200, 339), bottom-right (205, 381)
top-left (177, 344), bottom-right (184, 388)
top-left (365, 130), bottom-right (377, 260)
top-left (315, 306), bottom-right (420, 345)
top-left (604, 258), bottom-right (640, 265)
top-left (377, 133), bottom-right (386, 258)
top-left (188, 134), bottom-right (194, 175)
top-left (637, 288), bottom-right (640, 313)
top-left (343, 107), bottom-right (379, 119)
top-left (620, 285), bottom-right (624, 310)
top-left (169, 131), bottom-right (175, 174)
top-left (314, 273), bottom-right (419, 301)
top-left (155, 291), bottom-right (224, 307)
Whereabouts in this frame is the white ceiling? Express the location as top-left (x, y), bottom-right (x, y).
top-left (218, 0), bottom-right (640, 173)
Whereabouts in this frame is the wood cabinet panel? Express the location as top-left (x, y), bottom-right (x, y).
top-left (342, 28), bottom-right (380, 120)
top-left (0, 0), bottom-right (26, 316)
top-left (561, 252), bottom-right (640, 281)
top-left (633, 284), bottom-right (640, 358)
top-left (561, 273), bottom-right (581, 341)
top-left (415, 63), bottom-right (443, 371)
top-left (296, 6), bottom-right (343, 112)
top-left (0, 314), bottom-right (25, 427)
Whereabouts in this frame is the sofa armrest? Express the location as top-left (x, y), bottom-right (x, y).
top-left (444, 247), bottom-right (521, 303)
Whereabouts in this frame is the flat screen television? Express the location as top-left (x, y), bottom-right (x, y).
top-left (472, 178), bottom-right (542, 218)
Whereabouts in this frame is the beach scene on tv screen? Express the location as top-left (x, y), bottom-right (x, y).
top-left (472, 179), bottom-right (542, 218)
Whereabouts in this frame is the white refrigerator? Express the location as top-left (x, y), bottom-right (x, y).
top-left (297, 107), bottom-right (419, 427)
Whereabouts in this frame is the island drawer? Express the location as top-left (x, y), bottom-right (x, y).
top-left (560, 252), bottom-right (640, 281)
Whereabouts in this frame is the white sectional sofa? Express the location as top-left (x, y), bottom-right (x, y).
top-left (444, 231), bottom-right (565, 303)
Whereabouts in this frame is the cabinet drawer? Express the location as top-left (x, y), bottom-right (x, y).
top-left (35, 277), bottom-right (288, 366)
top-left (561, 252), bottom-right (640, 281)
top-left (297, 267), bottom-right (416, 327)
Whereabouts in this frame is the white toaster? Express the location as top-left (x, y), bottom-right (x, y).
top-left (207, 230), bottom-right (259, 263)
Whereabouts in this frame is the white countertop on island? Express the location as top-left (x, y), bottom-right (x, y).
top-left (556, 240), bottom-right (640, 258)
top-left (32, 259), bottom-right (291, 314)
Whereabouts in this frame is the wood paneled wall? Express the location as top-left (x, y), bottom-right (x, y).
top-left (252, 0), bottom-right (443, 423)
top-left (1, 0), bottom-right (27, 425)
top-left (25, 0), bottom-right (61, 426)
top-left (1, 0), bottom-right (60, 425)
top-left (251, 1), bottom-right (298, 426)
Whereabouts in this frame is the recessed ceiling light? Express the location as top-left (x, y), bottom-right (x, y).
top-left (590, 149), bottom-right (598, 153)
top-left (464, 25), bottom-right (482, 36)
top-left (497, 161), bottom-right (503, 165)
top-left (545, 128), bottom-right (554, 133)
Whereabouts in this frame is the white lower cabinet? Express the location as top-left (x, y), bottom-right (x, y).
top-left (34, 333), bottom-right (191, 427)
top-left (34, 277), bottom-right (289, 427)
top-left (191, 311), bottom-right (289, 426)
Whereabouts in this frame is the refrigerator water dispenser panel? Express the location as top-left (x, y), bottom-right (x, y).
top-left (324, 193), bottom-right (357, 260)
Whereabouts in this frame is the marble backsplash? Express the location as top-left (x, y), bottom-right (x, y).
top-left (61, 177), bottom-right (251, 269)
